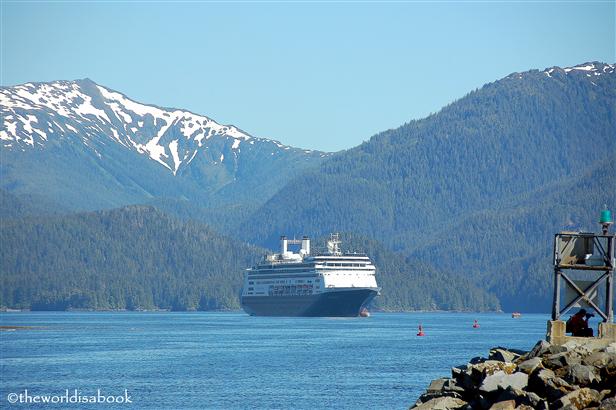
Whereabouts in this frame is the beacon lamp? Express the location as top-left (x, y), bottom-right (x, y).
top-left (600, 206), bottom-right (613, 235)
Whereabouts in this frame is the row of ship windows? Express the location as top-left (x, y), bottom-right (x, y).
top-left (249, 279), bottom-right (319, 285)
top-left (246, 284), bottom-right (314, 296)
top-left (249, 270), bottom-right (318, 275)
top-left (269, 284), bottom-right (313, 296)
top-left (249, 264), bottom-right (369, 274)
top-left (322, 263), bottom-right (368, 267)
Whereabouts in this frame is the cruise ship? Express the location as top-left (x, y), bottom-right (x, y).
top-left (241, 234), bottom-right (380, 317)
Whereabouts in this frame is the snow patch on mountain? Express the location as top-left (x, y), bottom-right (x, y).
top-left (504, 62), bottom-right (615, 82)
top-left (1, 79), bottom-right (330, 174)
top-left (542, 62), bottom-right (615, 78)
top-left (169, 139), bottom-right (181, 174)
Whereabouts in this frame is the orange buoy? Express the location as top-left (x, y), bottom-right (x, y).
top-left (473, 319), bottom-right (480, 328)
top-left (417, 324), bottom-right (425, 336)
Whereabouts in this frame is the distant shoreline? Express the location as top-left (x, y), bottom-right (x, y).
top-left (1, 308), bottom-right (532, 314)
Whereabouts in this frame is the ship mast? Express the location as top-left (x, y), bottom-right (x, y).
top-left (327, 233), bottom-right (342, 255)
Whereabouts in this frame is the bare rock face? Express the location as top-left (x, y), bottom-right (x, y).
top-left (410, 339), bottom-right (616, 410)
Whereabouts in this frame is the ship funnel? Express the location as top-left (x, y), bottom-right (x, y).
top-left (280, 236), bottom-right (288, 254)
top-left (301, 236), bottom-right (310, 255)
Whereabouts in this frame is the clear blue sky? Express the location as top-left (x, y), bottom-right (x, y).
top-left (1, 1), bottom-right (614, 152)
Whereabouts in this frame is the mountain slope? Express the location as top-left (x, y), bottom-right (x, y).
top-left (0, 206), bottom-right (500, 311)
top-left (244, 62), bottom-right (615, 247)
top-left (0, 206), bottom-right (265, 310)
top-left (408, 153), bottom-right (616, 312)
top-left (0, 79), bottom-right (327, 211)
top-left (240, 62), bottom-right (615, 311)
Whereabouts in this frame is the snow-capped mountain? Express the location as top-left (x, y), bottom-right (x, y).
top-left (506, 61), bottom-right (615, 82)
top-left (1, 79), bottom-right (324, 175)
top-left (0, 79), bottom-right (328, 211)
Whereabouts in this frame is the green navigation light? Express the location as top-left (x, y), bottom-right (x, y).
top-left (600, 208), bottom-right (613, 224)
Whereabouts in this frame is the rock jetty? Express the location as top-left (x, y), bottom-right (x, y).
top-left (410, 340), bottom-right (616, 409)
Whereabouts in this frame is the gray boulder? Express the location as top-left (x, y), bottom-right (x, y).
top-left (528, 368), bottom-right (576, 402)
top-left (526, 391), bottom-right (549, 409)
top-left (479, 371), bottom-right (528, 394)
top-left (443, 379), bottom-right (467, 395)
top-left (488, 399), bottom-right (515, 410)
top-left (599, 397), bottom-right (616, 410)
top-left (517, 357), bottom-right (542, 374)
top-left (554, 387), bottom-right (603, 409)
top-left (528, 340), bottom-right (552, 358)
top-left (427, 378), bottom-right (448, 392)
top-left (495, 387), bottom-right (528, 407)
top-left (489, 348), bottom-right (521, 363)
top-left (567, 363), bottom-right (601, 386)
top-left (549, 344), bottom-right (569, 354)
top-left (452, 360), bottom-right (517, 391)
top-left (583, 352), bottom-right (616, 368)
top-left (411, 396), bottom-right (467, 410)
top-left (495, 386), bottom-right (547, 408)
top-left (452, 366), bottom-right (475, 390)
top-left (470, 361), bottom-right (517, 379)
top-left (544, 351), bottom-right (581, 369)
top-left (417, 378), bottom-right (468, 404)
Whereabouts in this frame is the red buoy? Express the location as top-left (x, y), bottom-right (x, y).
top-left (473, 319), bottom-right (480, 328)
top-left (417, 324), bottom-right (425, 336)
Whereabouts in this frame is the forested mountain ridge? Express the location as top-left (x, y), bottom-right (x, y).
top-left (238, 62), bottom-right (615, 311)
top-left (0, 207), bottom-right (499, 311)
top-left (408, 153), bottom-right (616, 312)
top-left (244, 62), bottom-right (615, 248)
top-left (0, 206), bottom-right (264, 310)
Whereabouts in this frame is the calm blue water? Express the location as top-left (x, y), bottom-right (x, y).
top-left (1, 312), bottom-right (550, 409)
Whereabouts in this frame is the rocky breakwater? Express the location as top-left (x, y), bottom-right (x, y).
top-left (410, 340), bottom-right (616, 409)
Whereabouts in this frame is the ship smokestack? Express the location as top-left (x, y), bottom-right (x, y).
top-left (280, 236), bottom-right (288, 254)
top-left (301, 236), bottom-right (310, 255)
